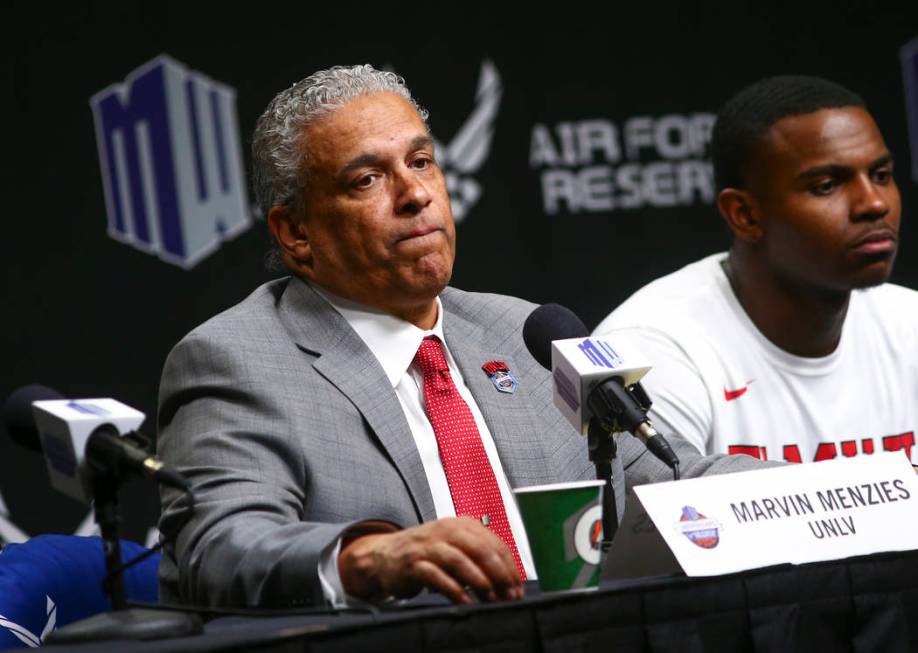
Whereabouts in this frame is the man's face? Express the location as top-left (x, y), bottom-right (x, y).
top-left (746, 107), bottom-right (900, 292)
top-left (294, 92), bottom-right (456, 313)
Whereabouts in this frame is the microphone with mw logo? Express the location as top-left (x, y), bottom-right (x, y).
top-left (522, 303), bottom-right (680, 473)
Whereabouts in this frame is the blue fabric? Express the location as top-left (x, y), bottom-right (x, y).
top-left (0, 535), bottom-right (159, 648)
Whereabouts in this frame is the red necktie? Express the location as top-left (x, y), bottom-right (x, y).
top-left (413, 336), bottom-right (526, 580)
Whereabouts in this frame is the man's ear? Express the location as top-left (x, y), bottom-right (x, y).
top-left (717, 188), bottom-right (763, 243)
top-left (268, 206), bottom-right (313, 272)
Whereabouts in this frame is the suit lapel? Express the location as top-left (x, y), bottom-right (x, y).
top-left (443, 303), bottom-right (561, 489)
top-left (278, 279), bottom-right (437, 523)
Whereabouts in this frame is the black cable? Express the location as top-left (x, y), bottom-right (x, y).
top-left (108, 541), bottom-right (164, 578)
top-left (104, 480), bottom-right (196, 585)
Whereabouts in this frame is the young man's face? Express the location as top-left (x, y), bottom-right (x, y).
top-left (747, 107), bottom-right (900, 293)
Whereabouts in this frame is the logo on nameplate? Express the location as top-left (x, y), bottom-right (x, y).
top-left (677, 505), bottom-right (720, 549)
top-left (90, 54), bottom-right (252, 268)
top-left (482, 360), bottom-right (517, 394)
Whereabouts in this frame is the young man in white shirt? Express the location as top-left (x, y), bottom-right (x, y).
top-left (595, 75), bottom-right (918, 465)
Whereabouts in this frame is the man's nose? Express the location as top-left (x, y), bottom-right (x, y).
top-left (394, 168), bottom-right (433, 215)
top-left (851, 174), bottom-right (891, 221)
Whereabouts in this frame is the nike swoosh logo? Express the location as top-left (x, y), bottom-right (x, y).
top-left (724, 386), bottom-right (748, 401)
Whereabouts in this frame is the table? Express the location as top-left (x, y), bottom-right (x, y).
top-left (38, 549), bottom-right (918, 652)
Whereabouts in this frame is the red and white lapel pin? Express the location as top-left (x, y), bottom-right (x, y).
top-left (482, 361), bottom-right (518, 394)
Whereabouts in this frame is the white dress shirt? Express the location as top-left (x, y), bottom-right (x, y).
top-left (311, 285), bottom-right (536, 605)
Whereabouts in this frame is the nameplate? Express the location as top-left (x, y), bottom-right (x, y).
top-left (633, 453), bottom-right (918, 576)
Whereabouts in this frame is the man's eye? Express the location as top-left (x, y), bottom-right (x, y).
top-left (811, 179), bottom-right (836, 196)
top-left (412, 156), bottom-right (433, 169)
top-left (353, 174), bottom-right (375, 189)
top-left (872, 167), bottom-right (893, 184)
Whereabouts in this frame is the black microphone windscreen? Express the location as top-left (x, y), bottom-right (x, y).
top-left (2, 384), bottom-right (64, 451)
top-left (522, 303), bottom-right (590, 370)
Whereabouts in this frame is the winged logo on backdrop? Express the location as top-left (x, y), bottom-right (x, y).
top-left (429, 60), bottom-right (503, 222)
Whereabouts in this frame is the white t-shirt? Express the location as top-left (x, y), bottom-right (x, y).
top-left (594, 253), bottom-right (918, 464)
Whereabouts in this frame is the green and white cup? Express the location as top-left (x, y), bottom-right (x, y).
top-left (514, 479), bottom-right (605, 592)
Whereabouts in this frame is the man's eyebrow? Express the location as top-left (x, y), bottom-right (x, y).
top-left (870, 153), bottom-right (894, 169)
top-left (797, 164), bottom-right (847, 180)
top-left (797, 153), bottom-right (894, 179)
top-left (340, 152), bottom-right (383, 177)
top-left (410, 135), bottom-right (434, 151)
top-left (339, 135), bottom-right (435, 178)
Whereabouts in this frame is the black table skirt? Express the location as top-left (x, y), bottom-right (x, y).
top-left (37, 548), bottom-right (918, 653)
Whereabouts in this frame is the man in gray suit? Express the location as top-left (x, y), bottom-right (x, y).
top-left (157, 65), bottom-right (762, 609)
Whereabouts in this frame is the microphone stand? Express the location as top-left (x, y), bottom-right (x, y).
top-left (93, 476), bottom-right (127, 609)
top-left (587, 417), bottom-right (619, 552)
top-left (45, 471), bottom-right (202, 644)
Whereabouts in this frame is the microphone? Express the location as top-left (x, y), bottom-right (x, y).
top-left (3, 386), bottom-right (202, 637)
top-left (523, 304), bottom-right (680, 470)
top-left (2, 384), bottom-right (183, 503)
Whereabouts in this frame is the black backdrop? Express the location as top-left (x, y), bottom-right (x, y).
top-left (3, 1), bottom-right (917, 545)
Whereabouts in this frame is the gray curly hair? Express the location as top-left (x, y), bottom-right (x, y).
top-left (252, 64), bottom-right (429, 220)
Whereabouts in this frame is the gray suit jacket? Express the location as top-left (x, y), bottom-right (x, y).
top-left (157, 277), bottom-right (762, 607)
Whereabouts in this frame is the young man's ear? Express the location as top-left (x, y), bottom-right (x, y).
top-left (717, 188), bottom-right (763, 243)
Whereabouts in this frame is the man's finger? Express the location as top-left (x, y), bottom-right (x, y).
top-left (426, 540), bottom-right (498, 602)
top-left (411, 559), bottom-right (473, 605)
top-left (445, 518), bottom-right (522, 593)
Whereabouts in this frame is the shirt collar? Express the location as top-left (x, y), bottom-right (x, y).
top-left (310, 283), bottom-right (445, 388)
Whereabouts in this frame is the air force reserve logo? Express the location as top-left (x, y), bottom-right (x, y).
top-left (677, 505), bottom-right (720, 549)
top-left (430, 60), bottom-right (502, 223)
top-left (902, 36), bottom-right (918, 185)
top-left (0, 596), bottom-right (56, 648)
top-left (90, 55), bottom-right (252, 268)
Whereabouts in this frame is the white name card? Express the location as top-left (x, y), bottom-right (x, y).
top-left (633, 452), bottom-right (918, 576)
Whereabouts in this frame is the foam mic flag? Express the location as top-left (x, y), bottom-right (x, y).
top-left (2, 385), bottom-right (181, 503)
top-left (550, 336), bottom-right (652, 436)
top-left (32, 399), bottom-right (145, 502)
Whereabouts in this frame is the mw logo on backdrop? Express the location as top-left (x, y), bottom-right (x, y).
top-left (90, 54), bottom-right (252, 268)
top-left (530, 111), bottom-right (716, 215)
top-left (902, 36), bottom-right (918, 185)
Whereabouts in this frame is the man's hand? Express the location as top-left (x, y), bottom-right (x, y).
top-left (338, 517), bottom-right (524, 605)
